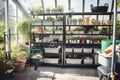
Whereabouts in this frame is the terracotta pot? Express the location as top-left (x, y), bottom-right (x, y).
top-left (14, 59), bottom-right (26, 72)
top-left (37, 27), bottom-right (43, 33)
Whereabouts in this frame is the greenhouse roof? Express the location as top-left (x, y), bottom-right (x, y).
top-left (11, 0), bottom-right (120, 16)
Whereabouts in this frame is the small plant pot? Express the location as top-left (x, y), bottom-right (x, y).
top-left (93, 31), bottom-right (100, 34)
top-left (72, 21), bottom-right (77, 25)
top-left (43, 21), bottom-right (53, 25)
top-left (14, 59), bottom-right (26, 72)
top-left (32, 21), bottom-right (42, 26)
top-left (55, 30), bottom-right (63, 34)
top-left (54, 21), bottom-right (63, 25)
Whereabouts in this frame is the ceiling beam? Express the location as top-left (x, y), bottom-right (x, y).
top-left (12, 0), bottom-right (28, 17)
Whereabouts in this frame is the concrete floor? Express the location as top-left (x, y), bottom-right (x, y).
top-left (6, 65), bottom-right (99, 80)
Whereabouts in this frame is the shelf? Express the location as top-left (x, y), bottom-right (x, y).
top-left (65, 12), bottom-right (113, 15)
top-left (30, 11), bottom-right (113, 65)
top-left (31, 12), bottom-right (113, 16)
top-left (66, 24), bottom-right (112, 26)
top-left (32, 32), bottom-right (63, 35)
top-left (66, 33), bottom-right (112, 35)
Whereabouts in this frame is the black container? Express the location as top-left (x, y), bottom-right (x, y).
top-left (91, 3), bottom-right (109, 12)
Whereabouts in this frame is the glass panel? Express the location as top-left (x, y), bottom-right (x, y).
top-left (0, 0), bottom-right (5, 21)
top-left (57, 0), bottom-right (68, 12)
top-left (9, 0), bottom-right (16, 16)
top-left (44, 0), bottom-right (55, 9)
top-left (71, 0), bottom-right (83, 12)
top-left (19, 0), bottom-right (42, 13)
top-left (85, 0), bottom-right (97, 12)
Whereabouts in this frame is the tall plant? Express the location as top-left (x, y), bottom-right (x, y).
top-left (17, 18), bottom-right (30, 40)
top-left (0, 21), bottom-right (5, 52)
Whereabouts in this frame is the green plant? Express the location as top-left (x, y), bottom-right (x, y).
top-left (46, 17), bottom-right (55, 21)
top-left (33, 17), bottom-right (43, 21)
top-left (46, 8), bottom-right (51, 13)
top-left (72, 19), bottom-right (77, 22)
top-left (56, 16), bottom-right (63, 21)
top-left (78, 18), bottom-right (84, 22)
top-left (17, 18), bottom-right (30, 40)
top-left (92, 27), bottom-right (99, 31)
top-left (33, 6), bottom-right (43, 15)
top-left (73, 26), bottom-right (85, 31)
top-left (11, 44), bottom-right (29, 60)
top-left (116, 20), bottom-right (120, 39)
top-left (0, 21), bottom-right (5, 52)
top-left (56, 5), bottom-right (64, 12)
top-left (0, 22), bottom-right (4, 42)
top-left (91, 18), bottom-right (96, 24)
top-left (0, 52), bottom-right (12, 78)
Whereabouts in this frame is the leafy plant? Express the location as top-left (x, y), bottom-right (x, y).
top-left (56, 16), bottom-right (63, 21)
top-left (11, 44), bottom-right (29, 60)
top-left (46, 8), bottom-right (51, 13)
top-left (56, 5), bottom-right (64, 12)
top-left (91, 18), bottom-right (96, 24)
top-left (0, 52), bottom-right (12, 78)
top-left (33, 6), bottom-right (43, 15)
top-left (0, 21), bottom-right (4, 43)
top-left (0, 21), bottom-right (5, 52)
top-left (92, 27), bottom-right (99, 31)
top-left (73, 26), bottom-right (85, 31)
top-left (17, 18), bottom-right (30, 40)
top-left (46, 17), bottom-right (55, 21)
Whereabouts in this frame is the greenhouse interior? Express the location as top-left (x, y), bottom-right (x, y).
top-left (0, 0), bottom-right (120, 80)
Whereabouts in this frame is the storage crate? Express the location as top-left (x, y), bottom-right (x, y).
top-left (44, 48), bottom-right (60, 53)
top-left (98, 52), bottom-right (112, 67)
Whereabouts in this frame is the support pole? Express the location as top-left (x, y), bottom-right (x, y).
top-left (111, 0), bottom-right (117, 80)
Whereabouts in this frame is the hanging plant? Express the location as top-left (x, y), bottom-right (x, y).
top-left (17, 18), bottom-right (30, 40)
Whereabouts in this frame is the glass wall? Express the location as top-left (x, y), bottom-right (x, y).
top-left (0, 0), bottom-right (5, 21)
top-left (9, 0), bottom-right (23, 46)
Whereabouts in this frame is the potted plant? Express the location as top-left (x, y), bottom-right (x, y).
top-left (91, 18), bottom-right (96, 25)
top-left (78, 18), bottom-right (85, 25)
top-left (106, 20), bottom-right (113, 25)
top-left (33, 6), bottom-right (43, 15)
top-left (52, 8), bottom-right (58, 13)
top-left (73, 27), bottom-right (85, 34)
top-left (54, 16), bottom-right (63, 25)
top-left (56, 5), bottom-right (64, 13)
top-left (32, 17), bottom-right (43, 26)
top-left (11, 44), bottom-right (29, 72)
top-left (72, 19), bottom-right (77, 25)
top-left (92, 27), bottom-right (100, 34)
top-left (17, 18), bottom-right (30, 45)
top-left (86, 37), bottom-right (91, 44)
top-left (46, 8), bottom-right (51, 13)
top-left (43, 17), bottom-right (55, 25)
top-left (0, 52), bottom-right (13, 79)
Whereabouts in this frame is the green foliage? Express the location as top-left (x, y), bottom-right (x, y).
top-left (46, 17), bottom-right (55, 21)
top-left (56, 5), bottom-right (64, 10)
top-left (17, 18), bottom-right (30, 40)
top-left (0, 21), bottom-right (4, 43)
top-left (73, 26), bottom-right (85, 31)
top-left (0, 21), bottom-right (5, 53)
top-left (11, 44), bottom-right (29, 60)
top-left (0, 52), bottom-right (12, 76)
top-left (56, 17), bottom-right (63, 21)
top-left (117, 0), bottom-right (120, 7)
top-left (33, 6), bottom-right (43, 14)
top-left (116, 20), bottom-right (120, 38)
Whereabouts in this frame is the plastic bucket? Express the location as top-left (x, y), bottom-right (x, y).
top-left (101, 40), bottom-right (112, 52)
top-left (101, 39), bottom-right (120, 52)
